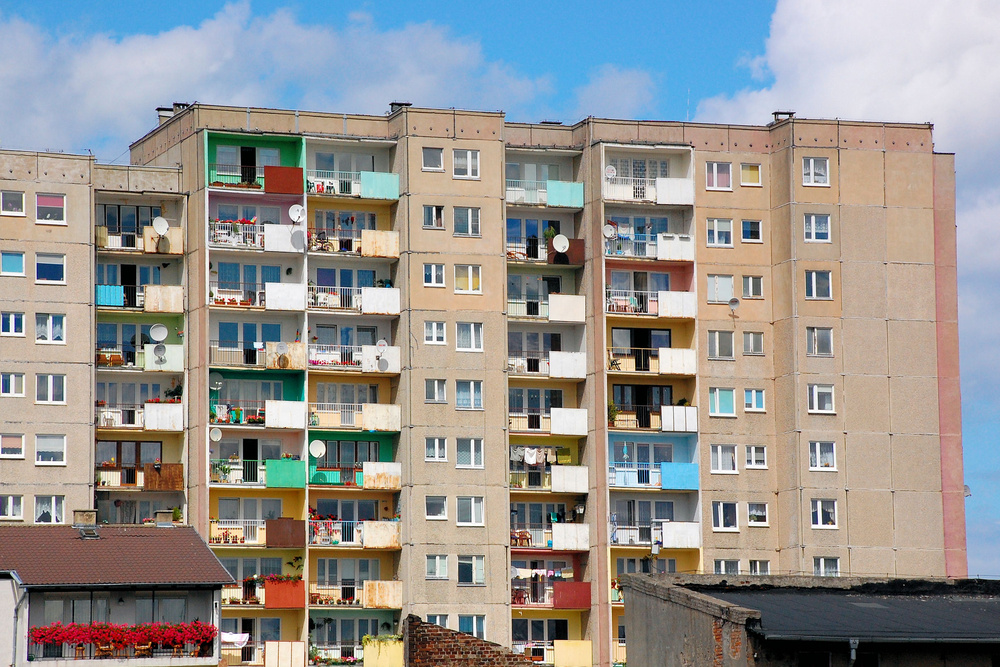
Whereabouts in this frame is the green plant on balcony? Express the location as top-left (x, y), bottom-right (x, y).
top-left (543, 225), bottom-right (558, 241)
top-left (607, 401), bottom-right (620, 425)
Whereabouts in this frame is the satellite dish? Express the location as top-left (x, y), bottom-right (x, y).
top-left (209, 428), bottom-right (223, 442)
top-left (377, 357), bottom-right (390, 373)
top-left (728, 297), bottom-right (741, 312)
top-left (552, 234), bottom-right (570, 253)
top-left (288, 204), bottom-right (306, 224)
top-left (376, 339), bottom-right (388, 353)
top-left (276, 342), bottom-right (289, 355)
top-left (130, 333), bottom-right (151, 347)
top-left (152, 216), bottom-right (169, 236)
top-left (289, 227), bottom-right (306, 251)
top-left (602, 224), bottom-right (618, 240)
top-left (309, 440), bottom-right (327, 458)
top-left (153, 343), bottom-right (167, 360)
top-left (604, 165), bottom-right (617, 179)
top-left (209, 372), bottom-right (224, 391)
top-left (149, 323), bottom-right (169, 342)
top-left (278, 354), bottom-right (290, 368)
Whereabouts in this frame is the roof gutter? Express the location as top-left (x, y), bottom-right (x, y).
top-left (755, 633), bottom-right (1000, 644)
top-left (5, 570), bottom-right (26, 667)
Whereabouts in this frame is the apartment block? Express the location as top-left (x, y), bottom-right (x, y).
top-left (0, 104), bottom-right (963, 667)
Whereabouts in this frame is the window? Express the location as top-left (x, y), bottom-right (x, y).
top-left (1, 251), bottom-right (25, 276)
top-left (424, 321), bottom-right (446, 345)
top-left (454, 265), bottom-right (481, 293)
top-left (426, 614), bottom-right (448, 628)
top-left (742, 219), bottom-right (762, 242)
top-left (742, 275), bottom-right (763, 298)
top-left (706, 162), bottom-right (732, 190)
top-left (456, 438), bottom-right (483, 468)
top-left (35, 194), bottom-right (66, 223)
top-left (35, 434), bottom-right (65, 465)
top-left (712, 501), bottom-right (738, 531)
top-left (707, 331), bottom-right (734, 360)
top-left (453, 150), bottom-right (480, 179)
top-left (803, 157), bottom-right (829, 186)
top-left (805, 270), bottom-right (832, 300)
top-left (426, 555), bottom-right (448, 579)
top-left (458, 615), bottom-right (485, 639)
top-left (749, 560), bottom-right (770, 575)
top-left (745, 445), bottom-right (767, 469)
top-left (706, 274), bottom-right (734, 303)
top-left (0, 495), bottom-right (22, 519)
top-left (35, 314), bottom-right (65, 344)
top-left (708, 387), bottom-right (736, 417)
top-left (456, 323), bottom-right (483, 351)
top-left (35, 254), bottom-right (66, 283)
top-left (807, 384), bottom-right (835, 413)
top-left (425, 496), bottom-right (447, 520)
top-left (711, 445), bottom-right (737, 473)
top-left (814, 557), bottom-right (839, 576)
top-left (806, 327), bottom-right (833, 356)
top-left (714, 560), bottom-right (739, 575)
top-left (423, 205), bottom-right (445, 229)
top-left (454, 208), bottom-right (481, 236)
top-left (455, 380), bottom-right (483, 410)
top-left (425, 437), bottom-right (447, 461)
top-left (423, 263), bottom-right (445, 287)
top-left (804, 214), bottom-right (831, 242)
top-left (425, 379), bottom-right (447, 403)
top-left (811, 499), bottom-right (838, 528)
top-left (2, 191), bottom-right (25, 216)
top-left (422, 147), bottom-right (444, 171)
top-left (458, 555), bottom-right (485, 585)
top-left (1, 434), bottom-right (24, 458)
top-left (706, 218), bottom-right (733, 247)
top-left (747, 503), bottom-right (769, 526)
top-left (1, 312), bottom-right (24, 336)
top-left (743, 331), bottom-right (764, 356)
top-left (740, 163), bottom-right (761, 186)
top-left (456, 496), bottom-right (484, 525)
top-left (36, 374), bottom-right (66, 404)
top-left (809, 441), bottom-right (836, 470)
top-left (1, 373), bottom-right (25, 397)
top-left (34, 495), bottom-right (64, 523)
top-left (744, 389), bottom-right (765, 412)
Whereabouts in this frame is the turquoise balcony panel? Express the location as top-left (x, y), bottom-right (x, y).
top-left (96, 284), bottom-right (125, 307)
top-left (359, 171), bottom-right (400, 200)
top-left (660, 462), bottom-right (699, 490)
top-left (265, 459), bottom-right (307, 488)
top-left (309, 464), bottom-right (365, 486)
top-left (546, 180), bottom-right (584, 208)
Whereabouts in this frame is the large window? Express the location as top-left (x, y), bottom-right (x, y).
top-left (710, 444), bottom-right (737, 473)
top-left (1, 251), bottom-right (25, 276)
top-left (0, 495), bottom-right (22, 519)
top-left (807, 384), bottom-right (835, 414)
top-left (456, 438), bottom-right (484, 469)
top-left (805, 270), bottom-right (832, 300)
top-left (454, 265), bottom-right (482, 293)
top-left (804, 214), bottom-right (831, 242)
top-left (811, 499), bottom-right (838, 528)
top-left (422, 148), bottom-right (444, 172)
top-left (457, 555), bottom-right (485, 585)
top-left (426, 555), bottom-right (448, 579)
top-left (35, 314), bottom-right (65, 344)
top-left (1, 434), bottom-right (24, 458)
top-left (714, 560), bottom-right (739, 575)
top-left (455, 381), bottom-right (483, 410)
top-left (1, 191), bottom-right (25, 216)
top-left (809, 441), bottom-right (836, 470)
top-left (35, 434), bottom-right (66, 465)
top-left (36, 194), bottom-right (66, 223)
top-left (707, 330), bottom-right (734, 360)
top-left (456, 323), bottom-right (483, 351)
top-left (34, 495), bottom-right (64, 523)
top-left (453, 150), bottom-right (480, 179)
top-left (706, 218), bottom-right (733, 247)
top-left (749, 560), bottom-right (770, 575)
top-left (711, 501), bottom-right (738, 531)
top-left (803, 157), bottom-right (829, 186)
top-left (454, 207), bottom-right (481, 236)
top-left (456, 496), bottom-right (484, 525)
top-left (36, 374), bottom-right (66, 403)
top-left (706, 274), bottom-right (734, 303)
top-left (458, 615), bottom-right (485, 639)
top-left (706, 162), bottom-right (732, 190)
top-left (708, 387), bottom-right (736, 417)
top-left (35, 254), bottom-right (66, 283)
top-left (806, 327), bottom-right (833, 356)
top-left (1, 372), bottom-right (25, 396)
top-left (1, 312), bottom-right (24, 336)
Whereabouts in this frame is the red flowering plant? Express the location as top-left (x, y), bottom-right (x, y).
top-left (29, 622), bottom-right (218, 651)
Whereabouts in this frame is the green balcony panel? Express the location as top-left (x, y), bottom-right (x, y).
top-left (265, 459), bottom-right (306, 488)
top-left (547, 180), bottom-right (583, 208)
top-left (359, 171), bottom-right (400, 200)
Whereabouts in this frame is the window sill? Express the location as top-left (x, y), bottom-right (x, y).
top-left (0, 455), bottom-right (25, 460)
top-left (807, 410), bottom-right (836, 415)
top-left (1, 212), bottom-right (26, 217)
top-left (0, 516), bottom-right (24, 521)
top-left (35, 221), bottom-right (68, 226)
top-left (708, 413), bottom-right (738, 418)
top-left (425, 516), bottom-right (448, 521)
top-left (804, 239), bottom-right (833, 244)
top-left (812, 525), bottom-right (839, 530)
top-left (806, 353), bottom-right (835, 358)
top-left (425, 458), bottom-right (447, 463)
top-left (456, 523), bottom-right (485, 527)
top-left (422, 167), bottom-right (445, 173)
top-left (809, 467), bottom-right (838, 472)
top-left (453, 176), bottom-right (481, 181)
top-left (425, 341), bottom-right (446, 346)
top-left (425, 576), bottom-right (448, 580)
top-left (742, 295), bottom-right (765, 300)
top-left (744, 408), bottom-right (766, 414)
top-left (35, 461), bottom-right (67, 466)
top-left (705, 187), bottom-right (733, 192)
top-left (454, 291), bottom-right (483, 295)
top-left (35, 341), bottom-right (66, 345)
top-left (804, 297), bottom-right (834, 301)
top-left (803, 182), bottom-right (831, 188)
top-left (741, 238), bottom-right (764, 244)
top-left (0, 274), bottom-right (26, 278)
top-left (35, 281), bottom-right (68, 286)
top-left (745, 465), bottom-right (768, 471)
top-left (423, 284), bottom-right (446, 288)
top-left (710, 470), bottom-right (738, 475)
top-left (457, 583), bottom-right (486, 587)
top-left (455, 407), bottom-right (484, 412)
top-left (743, 352), bottom-right (765, 357)
top-left (712, 528), bottom-right (739, 533)
top-left (706, 244), bottom-right (734, 249)
top-left (456, 349), bottom-right (484, 353)
top-left (740, 183), bottom-right (763, 188)
top-left (423, 226), bottom-right (446, 231)
top-left (35, 402), bottom-right (67, 406)
top-left (708, 356), bottom-right (735, 362)
top-left (456, 465), bottom-right (484, 470)
top-left (425, 400), bottom-right (447, 405)
top-left (747, 523), bottom-right (769, 528)
top-left (454, 234), bottom-right (483, 239)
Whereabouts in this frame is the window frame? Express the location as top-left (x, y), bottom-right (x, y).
top-left (453, 207), bottom-right (481, 237)
top-left (803, 157), bottom-right (830, 187)
top-left (455, 322), bottom-right (484, 352)
top-left (422, 147), bottom-right (444, 172)
top-left (741, 219), bottom-right (762, 243)
top-left (426, 614), bottom-right (448, 628)
top-left (457, 555), bottom-right (486, 586)
top-left (454, 264), bottom-right (482, 294)
top-left (814, 557), bottom-right (839, 577)
top-left (35, 434), bottom-right (66, 466)
top-left (35, 193), bottom-right (66, 225)
top-left (35, 313), bottom-right (65, 345)
top-left (708, 387), bottom-right (736, 417)
top-left (424, 321), bottom-right (446, 345)
top-left (457, 614), bottom-right (485, 640)
top-left (35, 253), bottom-right (66, 284)
top-left (745, 445), bottom-right (767, 469)
top-left (426, 554), bottom-right (448, 580)
top-left (423, 205), bottom-right (445, 230)
top-left (807, 384), bottom-right (835, 414)
top-left (423, 263), bottom-right (446, 288)
top-left (453, 150), bottom-right (480, 179)
top-left (742, 275), bottom-right (763, 299)
top-left (1, 191), bottom-right (25, 216)
top-left (749, 560), bottom-right (770, 575)
top-left (710, 444), bottom-right (738, 474)
top-left (1, 311), bottom-right (25, 337)
top-left (425, 437), bottom-right (447, 462)
top-left (425, 379), bottom-right (447, 404)
top-left (706, 162), bottom-right (732, 191)
top-left (1, 433), bottom-right (25, 459)
top-left (425, 495), bottom-right (448, 520)
top-left (35, 373), bottom-right (66, 404)
top-left (743, 331), bottom-right (764, 356)
top-left (806, 327), bottom-right (834, 357)
top-left (1, 251), bottom-right (25, 276)
top-left (747, 502), bottom-right (769, 526)
top-left (456, 438), bottom-right (484, 469)
top-left (811, 499), bottom-right (838, 529)
top-left (805, 270), bottom-right (833, 300)
top-left (706, 274), bottom-right (734, 303)
top-left (744, 388), bottom-right (766, 412)
top-left (740, 163), bottom-right (762, 187)
top-left (0, 372), bottom-right (25, 397)
top-left (34, 494), bottom-right (64, 524)
top-left (713, 560), bottom-right (740, 575)
top-left (804, 213), bottom-right (832, 243)
top-left (455, 380), bottom-right (483, 411)
top-left (711, 501), bottom-right (739, 532)
top-left (456, 496), bottom-right (484, 526)
top-left (0, 494), bottom-right (23, 520)
top-left (707, 330), bottom-right (734, 360)
top-left (706, 218), bottom-right (733, 247)
top-left (809, 441), bottom-right (837, 471)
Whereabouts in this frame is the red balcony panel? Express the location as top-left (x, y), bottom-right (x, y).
top-left (264, 579), bottom-right (305, 609)
top-left (264, 166), bottom-right (304, 194)
top-left (552, 581), bottom-right (591, 609)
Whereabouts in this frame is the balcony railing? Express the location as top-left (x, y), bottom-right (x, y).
top-left (210, 281), bottom-right (265, 307)
top-left (95, 345), bottom-right (146, 368)
top-left (307, 227), bottom-right (362, 254)
top-left (510, 578), bottom-right (564, 606)
top-left (608, 347), bottom-right (677, 373)
top-left (310, 644), bottom-right (365, 664)
top-left (95, 464), bottom-right (145, 488)
top-left (209, 341), bottom-right (265, 367)
top-left (309, 580), bottom-right (366, 606)
top-left (506, 179), bottom-right (549, 205)
top-left (507, 298), bottom-right (549, 318)
top-left (609, 404), bottom-right (662, 430)
top-left (308, 403), bottom-right (364, 429)
top-left (509, 464), bottom-right (552, 490)
top-left (605, 289), bottom-right (658, 315)
top-left (221, 640), bottom-right (265, 666)
top-left (209, 221), bottom-right (265, 249)
top-left (307, 170), bottom-right (362, 196)
top-left (31, 642), bottom-right (215, 661)
top-left (604, 233), bottom-right (658, 258)
top-left (508, 409), bottom-right (552, 433)
top-left (308, 286), bottom-right (362, 311)
top-left (95, 403), bottom-right (145, 429)
top-left (308, 519), bottom-right (364, 546)
top-left (210, 400), bottom-right (267, 426)
top-left (210, 459), bottom-right (267, 485)
top-left (510, 522), bottom-right (553, 549)
top-left (209, 163), bottom-right (264, 188)
top-left (209, 519), bottom-right (266, 545)
top-left (98, 225), bottom-right (145, 250)
top-left (222, 580), bottom-right (265, 605)
top-left (513, 641), bottom-right (554, 665)
top-left (609, 520), bottom-right (700, 549)
top-left (607, 462), bottom-right (661, 488)
top-left (308, 464), bottom-right (363, 487)
top-left (506, 235), bottom-right (547, 261)
top-left (95, 284), bottom-right (146, 308)
top-left (507, 350), bottom-right (550, 375)
top-left (603, 176), bottom-right (657, 202)
top-left (613, 642), bottom-right (627, 665)
top-left (308, 344), bottom-right (362, 369)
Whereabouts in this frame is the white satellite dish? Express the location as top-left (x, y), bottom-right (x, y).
top-left (152, 216), bottom-right (170, 236)
top-left (552, 234), bottom-right (570, 253)
top-left (728, 297), bottom-right (741, 312)
top-left (276, 342), bottom-right (289, 355)
top-left (153, 343), bottom-right (167, 362)
top-left (288, 204), bottom-right (306, 224)
top-left (209, 427), bottom-right (223, 442)
top-left (375, 339), bottom-right (388, 353)
top-left (309, 440), bottom-right (327, 458)
top-left (604, 165), bottom-right (617, 179)
top-left (209, 372), bottom-right (224, 391)
top-left (149, 323), bottom-right (169, 343)
top-left (602, 224), bottom-right (618, 240)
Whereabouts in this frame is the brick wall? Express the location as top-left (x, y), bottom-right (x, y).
top-left (403, 615), bottom-right (534, 667)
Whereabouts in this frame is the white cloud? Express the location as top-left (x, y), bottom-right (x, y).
top-left (572, 65), bottom-right (656, 120)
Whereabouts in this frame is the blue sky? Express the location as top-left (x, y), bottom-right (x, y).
top-left (1, 0), bottom-right (998, 574)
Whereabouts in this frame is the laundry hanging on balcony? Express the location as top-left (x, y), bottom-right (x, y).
top-left (221, 632), bottom-right (250, 648)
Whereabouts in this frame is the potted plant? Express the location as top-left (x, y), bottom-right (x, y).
top-left (607, 401), bottom-right (620, 426)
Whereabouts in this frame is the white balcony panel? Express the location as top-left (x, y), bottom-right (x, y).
top-left (658, 348), bottom-right (697, 375)
top-left (660, 405), bottom-right (698, 433)
top-left (550, 407), bottom-right (587, 436)
top-left (551, 523), bottom-right (589, 551)
top-left (264, 282), bottom-right (307, 311)
top-left (661, 521), bottom-right (701, 549)
top-left (362, 520), bottom-right (401, 549)
top-left (265, 400), bottom-right (306, 429)
top-left (654, 177), bottom-right (696, 206)
top-left (361, 403), bottom-right (401, 431)
top-left (548, 351), bottom-right (586, 379)
top-left (263, 224), bottom-right (306, 253)
top-left (655, 234), bottom-right (695, 262)
top-left (144, 403), bottom-right (184, 431)
top-left (362, 461), bottom-right (402, 490)
top-left (548, 294), bottom-right (585, 323)
top-left (657, 291), bottom-right (697, 319)
top-left (142, 343), bottom-right (184, 372)
top-left (360, 229), bottom-right (400, 259)
top-left (551, 465), bottom-right (589, 494)
top-left (143, 285), bottom-right (184, 313)
top-left (360, 287), bottom-right (400, 315)
top-left (361, 345), bottom-right (401, 373)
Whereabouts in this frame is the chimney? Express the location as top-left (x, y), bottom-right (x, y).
top-left (389, 101), bottom-right (412, 114)
top-left (73, 509), bottom-right (97, 527)
top-left (154, 509), bottom-right (175, 527)
top-left (156, 107), bottom-right (174, 125)
top-left (771, 110), bottom-right (795, 123)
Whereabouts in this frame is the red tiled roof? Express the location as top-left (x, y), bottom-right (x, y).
top-left (0, 526), bottom-right (234, 587)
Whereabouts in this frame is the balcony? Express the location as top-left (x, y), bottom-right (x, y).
top-left (96, 224), bottom-right (184, 255)
top-left (308, 461), bottom-right (401, 490)
top-left (607, 347), bottom-right (697, 375)
top-left (209, 281), bottom-right (265, 307)
top-left (508, 294), bottom-right (585, 323)
top-left (510, 522), bottom-right (589, 551)
top-left (307, 519), bottom-right (401, 549)
top-left (607, 462), bottom-right (699, 491)
top-left (508, 407), bottom-right (587, 436)
top-left (208, 164), bottom-right (304, 194)
top-left (610, 520), bottom-right (700, 549)
top-left (308, 403), bottom-right (401, 432)
top-left (506, 179), bottom-right (584, 208)
top-left (604, 233), bottom-right (694, 261)
top-left (221, 640), bottom-right (265, 666)
top-left (605, 289), bottom-right (697, 319)
top-left (95, 462), bottom-right (184, 491)
top-left (511, 579), bottom-right (590, 609)
top-left (608, 405), bottom-right (697, 433)
top-left (96, 284), bottom-right (184, 311)
top-left (95, 402), bottom-right (183, 431)
top-left (306, 170), bottom-right (400, 200)
top-left (30, 636), bottom-right (216, 664)
top-left (309, 644), bottom-right (366, 666)
top-left (508, 350), bottom-right (586, 379)
top-left (307, 343), bottom-right (401, 374)
top-left (307, 228), bottom-right (400, 259)
top-left (308, 579), bottom-right (401, 608)
top-left (209, 519), bottom-right (266, 545)
top-left (603, 176), bottom-right (695, 205)
top-left (209, 341), bottom-right (306, 370)
top-left (510, 464), bottom-right (589, 494)
top-left (209, 400), bottom-right (306, 429)
top-left (209, 220), bottom-right (264, 249)
top-left (209, 458), bottom-right (306, 488)
top-left (308, 286), bottom-right (400, 316)
top-left (613, 642), bottom-right (627, 666)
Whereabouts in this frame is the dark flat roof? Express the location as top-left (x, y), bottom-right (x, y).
top-left (0, 526), bottom-right (233, 587)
